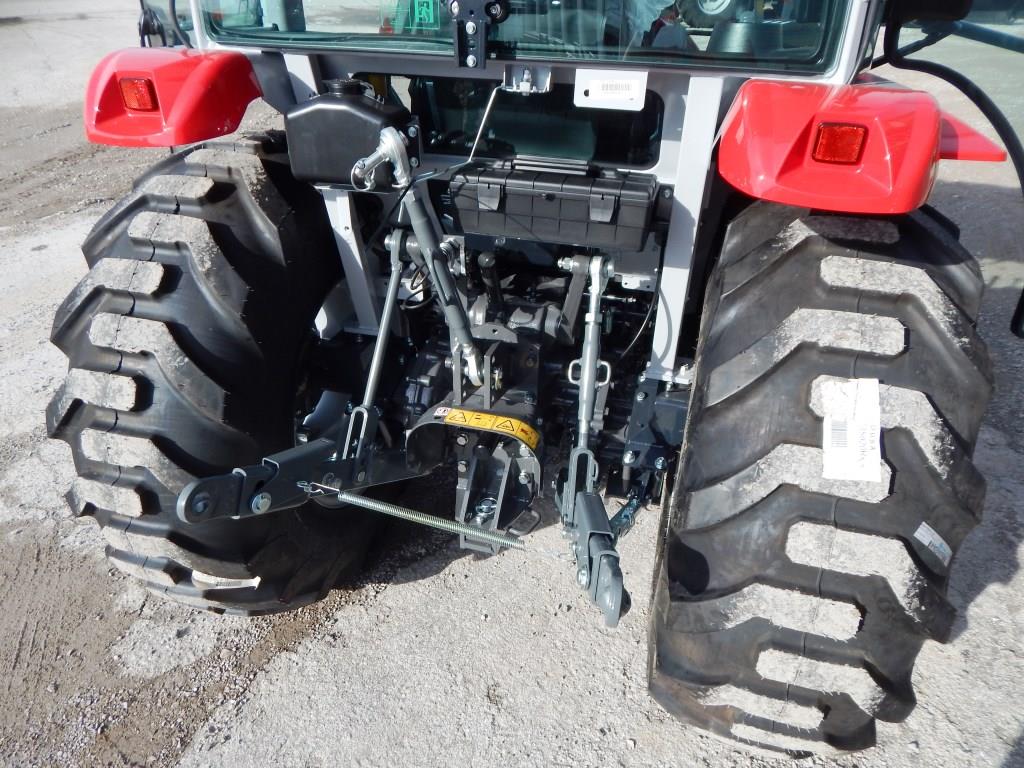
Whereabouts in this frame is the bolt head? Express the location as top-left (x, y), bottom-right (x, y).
top-left (409, 157), bottom-right (420, 168)
top-left (576, 567), bottom-right (589, 588)
top-left (487, 2), bottom-right (502, 15)
top-left (518, 471), bottom-right (530, 485)
top-left (475, 496), bottom-right (498, 521)
top-left (523, 391), bottom-right (536, 404)
top-left (407, 125), bottom-right (418, 138)
top-left (450, 0), bottom-right (460, 14)
top-left (636, 391), bottom-right (647, 402)
top-left (465, 20), bottom-right (477, 34)
top-left (457, 460), bottom-right (469, 473)
top-left (250, 492), bottom-right (272, 514)
top-left (655, 456), bottom-right (668, 471)
top-left (465, 54), bottom-right (478, 68)
top-left (455, 432), bottom-right (469, 446)
top-left (623, 451), bottom-right (637, 465)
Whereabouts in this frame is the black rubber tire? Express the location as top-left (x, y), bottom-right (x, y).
top-left (47, 136), bottom-right (378, 615)
top-left (679, 0), bottom-right (739, 27)
top-left (648, 203), bottom-right (993, 756)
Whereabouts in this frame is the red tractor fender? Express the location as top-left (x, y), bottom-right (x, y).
top-left (84, 48), bottom-right (262, 147)
top-left (717, 79), bottom-right (1006, 215)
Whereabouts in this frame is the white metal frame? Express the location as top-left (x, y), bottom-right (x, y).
top-left (318, 187), bottom-right (383, 335)
top-left (646, 75), bottom-right (724, 382)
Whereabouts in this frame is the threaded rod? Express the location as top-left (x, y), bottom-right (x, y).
top-left (338, 491), bottom-right (526, 552)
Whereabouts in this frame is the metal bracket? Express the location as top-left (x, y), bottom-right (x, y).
top-left (341, 405), bottom-right (378, 461)
top-left (555, 259), bottom-right (589, 343)
top-left (559, 446), bottom-right (598, 528)
top-left (448, 0), bottom-right (507, 69)
top-left (177, 437), bottom-right (426, 524)
top-left (455, 438), bottom-right (540, 555)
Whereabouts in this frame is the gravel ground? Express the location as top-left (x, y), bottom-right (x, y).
top-left (0, 3), bottom-right (1023, 767)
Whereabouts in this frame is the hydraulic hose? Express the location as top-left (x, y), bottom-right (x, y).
top-left (167, 0), bottom-right (193, 48)
top-left (881, 22), bottom-right (1024, 337)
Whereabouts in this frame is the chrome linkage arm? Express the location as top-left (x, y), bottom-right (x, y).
top-left (555, 255), bottom-right (628, 628)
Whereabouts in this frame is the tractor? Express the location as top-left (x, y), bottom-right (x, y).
top-left (51, 0), bottom-right (1024, 755)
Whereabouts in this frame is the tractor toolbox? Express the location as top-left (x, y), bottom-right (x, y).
top-left (446, 165), bottom-right (658, 250)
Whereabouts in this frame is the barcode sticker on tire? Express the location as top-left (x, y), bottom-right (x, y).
top-left (830, 420), bottom-right (849, 449)
top-left (821, 378), bottom-right (882, 482)
top-left (914, 521), bottom-right (953, 567)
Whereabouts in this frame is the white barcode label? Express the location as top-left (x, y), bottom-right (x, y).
top-left (573, 69), bottom-right (648, 112)
top-left (821, 378), bottom-right (882, 482)
top-left (830, 419), bottom-right (849, 449)
top-left (914, 521), bottom-right (953, 567)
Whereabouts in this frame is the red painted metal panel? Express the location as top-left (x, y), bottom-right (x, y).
top-left (719, 80), bottom-right (1004, 215)
top-left (939, 113), bottom-right (1007, 162)
top-left (84, 48), bottom-right (262, 147)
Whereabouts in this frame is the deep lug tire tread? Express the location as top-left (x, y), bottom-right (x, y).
top-left (648, 203), bottom-right (991, 756)
top-left (48, 136), bottom-right (374, 615)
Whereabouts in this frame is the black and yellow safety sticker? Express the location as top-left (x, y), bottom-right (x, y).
top-left (434, 407), bottom-right (540, 451)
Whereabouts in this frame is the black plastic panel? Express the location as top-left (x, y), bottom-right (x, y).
top-left (442, 163), bottom-right (657, 250)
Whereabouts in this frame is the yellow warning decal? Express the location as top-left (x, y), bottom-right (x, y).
top-left (442, 408), bottom-right (540, 450)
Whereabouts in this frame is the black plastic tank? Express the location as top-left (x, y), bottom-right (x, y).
top-left (285, 79), bottom-right (412, 185)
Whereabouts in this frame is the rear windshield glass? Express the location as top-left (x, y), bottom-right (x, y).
top-left (201, 0), bottom-right (852, 74)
